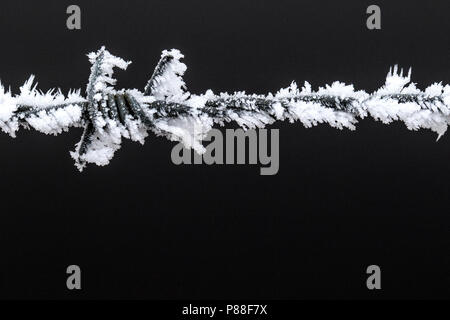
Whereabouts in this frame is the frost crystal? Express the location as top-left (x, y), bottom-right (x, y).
top-left (0, 47), bottom-right (449, 171)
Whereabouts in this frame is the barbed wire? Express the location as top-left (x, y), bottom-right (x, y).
top-left (0, 47), bottom-right (448, 171)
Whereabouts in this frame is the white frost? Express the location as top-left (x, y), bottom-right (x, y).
top-left (1, 47), bottom-right (450, 171)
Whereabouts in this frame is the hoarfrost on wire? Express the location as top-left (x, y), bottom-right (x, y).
top-left (0, 46), bottom-right (449, 171)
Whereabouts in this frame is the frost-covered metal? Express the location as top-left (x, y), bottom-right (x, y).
top-left (0, 47), bottom-right (449, 171)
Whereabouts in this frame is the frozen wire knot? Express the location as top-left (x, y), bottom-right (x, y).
top-left (0, 47), bottom-right (449, 171)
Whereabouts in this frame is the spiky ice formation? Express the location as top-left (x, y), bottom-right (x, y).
top-left (0, 47), bottom-right (449, 171)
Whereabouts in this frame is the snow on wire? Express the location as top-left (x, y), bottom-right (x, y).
top-left (0, 46), bottom-right (449, 171)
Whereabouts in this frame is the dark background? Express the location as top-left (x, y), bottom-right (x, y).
top-left (0, 0), bottom-right (449, 299)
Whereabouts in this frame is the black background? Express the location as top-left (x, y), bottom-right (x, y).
top-left (0, 0), bottom-right (449, 299)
